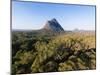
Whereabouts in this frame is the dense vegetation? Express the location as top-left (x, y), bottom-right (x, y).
top-left (12, 31), bottom-right (96, 74)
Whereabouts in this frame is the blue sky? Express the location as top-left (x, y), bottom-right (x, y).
top-left (12, 1), bottom-right (96, 30)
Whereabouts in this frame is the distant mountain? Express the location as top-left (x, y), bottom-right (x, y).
top-left (43, 18), bottom-right (64, 32)
top-left (12, 18), bottom-right (95, 36)
top-left (13, 18), bottom-right (65, 36)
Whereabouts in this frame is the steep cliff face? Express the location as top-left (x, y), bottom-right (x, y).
top-left (43, 18), bottom-right (64, 32)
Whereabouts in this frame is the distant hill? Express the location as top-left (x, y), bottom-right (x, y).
top-left (12, 18), bottom-right (66, 36)
top-left (12, 18), bottom-right (95, 36)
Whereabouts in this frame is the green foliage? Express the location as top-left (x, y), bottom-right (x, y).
top-left (12, 31), bottom-right (96, 74)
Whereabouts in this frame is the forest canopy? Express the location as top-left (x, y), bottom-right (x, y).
top-left (12, 31), bottom-right (96, 74)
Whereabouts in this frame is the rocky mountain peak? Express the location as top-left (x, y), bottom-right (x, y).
top-left (43, 18), bottom-right (64, 32)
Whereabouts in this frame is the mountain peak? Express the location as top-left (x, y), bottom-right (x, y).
top-left (51, 18), bottom-right (57, 22)
top-left (43, 18), bottom-right (64, 32)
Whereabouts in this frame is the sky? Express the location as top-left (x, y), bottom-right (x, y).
top-left (12, 1), bottom-right (96, 30)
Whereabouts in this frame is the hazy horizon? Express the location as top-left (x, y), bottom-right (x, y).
top-left (12, 1), bottom-right (96, 30)
top-left (12, 28), bottom-right (95, 31)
